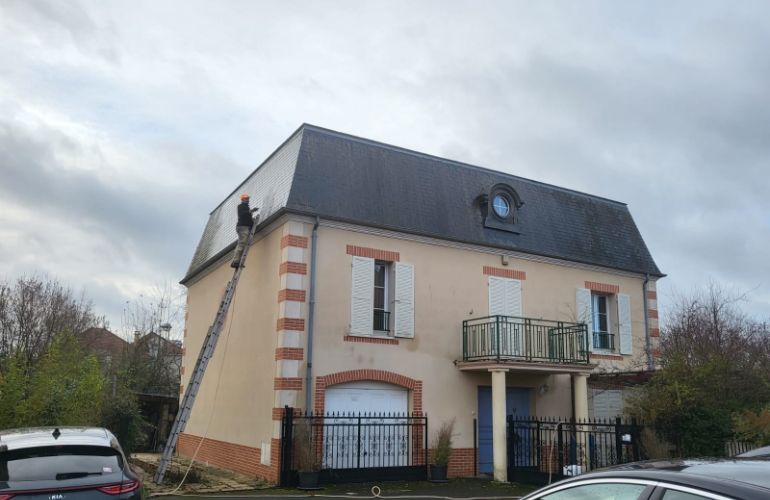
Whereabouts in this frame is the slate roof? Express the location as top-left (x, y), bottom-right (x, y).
top-left (183, 124), bottom-right (662, 283)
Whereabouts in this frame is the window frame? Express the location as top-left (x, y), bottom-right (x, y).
top-left (373, 260), bottom-right (391, 334)
top-left (591, 292), bottom-right (616, 352)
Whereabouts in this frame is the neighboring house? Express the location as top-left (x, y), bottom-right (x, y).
top-left (133, 331), bottom-right (183, 398)
top-left (133, 331), bottom-right (183, 450)
top-left (179, 124), bottom-right (664, 482)
top-left (78, 327), bottom-right (129, 371)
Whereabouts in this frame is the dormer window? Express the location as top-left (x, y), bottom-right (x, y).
top-left (492, 195), bottom-right (511, 219)
top-left (483, 183), bottom-right (523, 233)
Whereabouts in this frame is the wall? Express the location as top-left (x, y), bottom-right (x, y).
top-left (180, 222), bottom-right (284, 479)
top-left (308, 223), bottom-right (655, 452)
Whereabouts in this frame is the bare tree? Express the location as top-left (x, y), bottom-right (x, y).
top-left (120, 282), bottom-right (185, 342)
top-left (120, 282), bottom-right (185, 397)
top-left (0, 275), bottom-right (101, 372)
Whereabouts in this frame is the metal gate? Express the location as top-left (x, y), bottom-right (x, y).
top-left (507, 416), bottom-right (643, 485)
top-left (280, 406), bottom-right (428, 486)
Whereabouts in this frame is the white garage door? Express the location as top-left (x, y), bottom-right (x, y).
top-left (325, 381), bottom-right (408, 415)
top-left (323, 382), bottom-right (409, 468)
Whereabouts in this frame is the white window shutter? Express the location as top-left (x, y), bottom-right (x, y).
top-left (393, 262), bottom-right (415, 338)
top-left (489, 277), bottom-right (522, 316)
top-left (618, 293), bottom-right (632, 355)
top-left (506, 279), bottom-right (523, 317)
top-left (350, 256), bottom-right (374, 335)
top-left (488, 277), bottom-right (506, 316)
top-left (576, 288), bottom-right (593, 351)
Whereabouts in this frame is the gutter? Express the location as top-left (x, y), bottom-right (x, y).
top-left (304, 216), bottom-right (320, 412)
top-left (643, 273), bottom-right (652, 370)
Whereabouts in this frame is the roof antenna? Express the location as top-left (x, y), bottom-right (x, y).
top-left (52, 428), bottom-right (61, 440)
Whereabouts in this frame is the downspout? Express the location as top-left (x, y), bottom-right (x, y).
top-left (643, 273), bottom-right (652, 370)
top-left (304, 217), bottom-right (320, 412)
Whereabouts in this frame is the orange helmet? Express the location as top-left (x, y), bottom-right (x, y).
top-left (240, 193), bottom-right (250, 201)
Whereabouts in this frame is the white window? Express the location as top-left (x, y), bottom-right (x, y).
top-left (576, 288), bottom-right (632, 355)
top-left (592, 294), bottom-right (613, 350)
top-left (373, 261), bottom-right (389, 332)
top-left (351, 256), bottom-right (414, 338)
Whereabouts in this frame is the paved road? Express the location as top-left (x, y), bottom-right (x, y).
top-left (153, 479), bottom-right (536, 500)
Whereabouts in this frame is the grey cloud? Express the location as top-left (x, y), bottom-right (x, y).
top-left (1, 0), bottom-right (769, 324)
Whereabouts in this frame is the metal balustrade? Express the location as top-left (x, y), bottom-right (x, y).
top-left (462, 316), bottom-right (590, 364)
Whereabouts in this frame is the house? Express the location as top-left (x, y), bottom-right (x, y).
top-left (78, 327), bottom-right (129, 370)
top-left (132, 331), bottom-right (183, 398)
top-left (132, 331), bottom-right (183, 450)
top-left (178, 124), bottom-right (663, 483)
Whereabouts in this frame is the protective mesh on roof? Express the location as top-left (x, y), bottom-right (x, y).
top-left (186, 131), bottom-right (303, 274)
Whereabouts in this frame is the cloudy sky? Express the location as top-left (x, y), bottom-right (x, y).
top-left (1, 0), bottom-right (769, 333)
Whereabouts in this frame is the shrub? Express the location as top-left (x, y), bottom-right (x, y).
top-left (293, 420), bottom-right (320, 472)
top-left (432, 419), bottom-right (455, 467)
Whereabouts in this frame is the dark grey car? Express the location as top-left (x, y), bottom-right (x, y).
top-left (521, 458), bottom-right (770, 500)
top-left (0, 427), bottom-right (143, 499)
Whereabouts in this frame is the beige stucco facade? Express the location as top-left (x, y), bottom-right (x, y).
top-left (179, 214), bottom-right (660, 481)
top-left (181, 222), bottom-right (284, 456)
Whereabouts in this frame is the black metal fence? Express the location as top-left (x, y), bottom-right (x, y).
top-left (280, 407), bottom-right (428, 486)
top-left (507, 416), bottom-right (643, 485)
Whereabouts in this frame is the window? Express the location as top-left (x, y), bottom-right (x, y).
top-left (492, 195), bottom-right (510, 218)
top-left (662, 490), bottom-right (712, 500)
top-left (592, 294), bottom-right (614, 350)
top-left (577, 288), bottom-right (632, 355)
top-left (483, 183), bottom-right (523, 233)
top-left (373, 261), bottom-right (390, 332)
top-left (0, 445), bottom-right (123, 481)
top-left (539, 482), bottom-right (648, 500)
top-left (351, 256), bottom-right (414, 338)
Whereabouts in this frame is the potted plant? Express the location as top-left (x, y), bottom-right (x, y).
top-left (430, 419), bottom-right (454, 482)
top-left (293, 419), bottom-right (321, 489)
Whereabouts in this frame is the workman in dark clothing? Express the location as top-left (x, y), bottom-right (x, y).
top-left (231, 193), bottom-right (258, 268)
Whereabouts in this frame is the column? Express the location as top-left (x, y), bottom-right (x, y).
top-left (572, 373), bottom-right (589, 472)
top-left (572, 373), bottom-right (588, 421)
top-left (490, 368), bottom-right (508, 482)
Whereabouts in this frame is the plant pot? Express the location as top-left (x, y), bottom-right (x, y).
top-left (297, 471), bottom-right (320, 489)
top-left (429, 464), bottom-right (448, 482)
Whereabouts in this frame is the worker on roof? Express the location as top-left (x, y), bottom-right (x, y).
top-left (231, 193), bottom-right (258, 268)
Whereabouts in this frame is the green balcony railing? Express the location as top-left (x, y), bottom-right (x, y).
top-left (462, 316), bottom-right (590, 364)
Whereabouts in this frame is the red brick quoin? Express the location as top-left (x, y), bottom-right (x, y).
top-left (280, 235), bottom-right (308, 249)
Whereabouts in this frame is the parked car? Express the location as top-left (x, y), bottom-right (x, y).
top-left (737, 445), bottom-right (770, 458)
top-left (521, 458), bottom-right (770, 500)
top-left (0, 427), bottom-right (144, 499)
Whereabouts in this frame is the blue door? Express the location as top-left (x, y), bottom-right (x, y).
top-left (477, 386), bottom-right (530, 474)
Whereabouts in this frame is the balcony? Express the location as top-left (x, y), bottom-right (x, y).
top-left (461, 315), bottom-right (590, 367)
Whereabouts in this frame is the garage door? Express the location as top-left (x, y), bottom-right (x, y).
top-left (324, 382), bottom-right (409, 468)
top-left (325, 381), bottom-right (408, 415)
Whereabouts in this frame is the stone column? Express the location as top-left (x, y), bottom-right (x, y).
top-left (572, 373), bottom-right (589, 421)
top-left (490, 368), bottom-right (509, 482)
top-left (572, 373), bottom-right (590, 472)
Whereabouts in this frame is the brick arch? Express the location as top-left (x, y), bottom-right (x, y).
top-left (313, 369), bottom-right (423, 415)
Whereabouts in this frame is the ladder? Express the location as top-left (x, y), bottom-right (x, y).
top-left (154, 217), bottom-right (259, 484)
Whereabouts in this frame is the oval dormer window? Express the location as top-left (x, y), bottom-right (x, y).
top-left (492, 195), bottom-right (510, 219)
